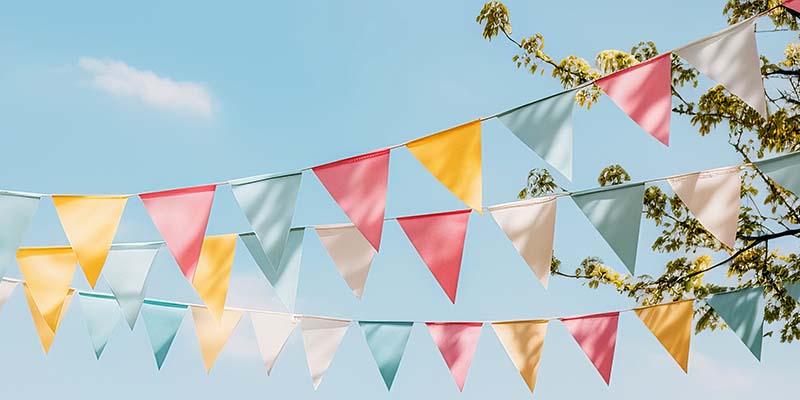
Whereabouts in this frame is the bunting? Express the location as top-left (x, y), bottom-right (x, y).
top-left (426, 322), bottom-right (482, 391)
top-left (17, 247), bottom-right (78, 332)
top-left (785, 0), bottom-right (800, 13)
top-left (0, 192), bottom-right (39, 279)
top-left (706, 287), bottom-right (765, 360)
top-left (359, 321), bottom-right (413, 390)
top-left (192, 234), bottom-right (237, 322)
top-left (300, 316), bottom-right (350, 390)
top-left (251, 312), bottom-right (297, 375)
top-left (24, 285), bottom-right (75, 354)
top-left (786, 282), bottom-right (800, 302)
top-left (191, 306), bottom-right (243, 373)
top-left (491, 320), bottom-right (548, 392)
top-left (561, 312), bottom-right (619, 385)
top-left (78, 293), bottom-right (122, 359)
top-left (102, 243), bottom-right (160, 329)
top-left (0, 280), bottom-right (17, 313)
top-left (241, 228), bottom-right (305, 311)
top-left (315, 224), bottom-right (377, 298)
top-left (755, 152), bottom-right (800, 196)
top-left (141, 300), bottom-right (187, 369)
top-left (634, 300), bottom-right (693, 372)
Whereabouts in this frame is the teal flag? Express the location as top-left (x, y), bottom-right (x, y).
top-left (0, 191), bottom-right (39, 278)
top-left (78, 293), bottom-right (123, 359)
top-left (141, 300), bottom-right (188, 369)
top-left (359, 321), bottom-right (413, 390)
top-left (497, 92), bottom-right (574, 180)
top-left (707, 287), bottom-right (765, 360)
top-left (103, 242), bottom-right (161, 329)
top-left (786, 283), bottom-right (800, 301)
top-left (242, 228), bottom-right (305, 311)
top-left (571, 182), bottom-right (645, 274)
top-left (755, 152), bottom-right (800, 197)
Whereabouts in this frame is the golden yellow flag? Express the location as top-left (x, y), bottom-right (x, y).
top-left (406, 120), bottom-right (483, 212)
top-left (192, 234), bottom-right (237, 322)
top-left (23, 284), bottom-right (74, 354)
top-left (17, 247), bottom-right (77, 332)
top-left (191, 306), bottom-right (243, 373)
top-left (491, 320), bottom-right (548, 392)
top-left (52, 195), bottom-right (128, 288)
top-left (634, 300), bottom-right (693, 372)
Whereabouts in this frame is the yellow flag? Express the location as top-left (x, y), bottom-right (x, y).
top-left (191, 306), bottom-right (243, 373)
top-left (491, 320), bottom-right (548, 392)
top-left (24, 284), bottom-right (74, 354)
top-left (192, 234), bottom-right (237, 322)
top-left (634, 300), bottom-right (693, 372)
top-left (17, 247), bottom-right (77, 332)
top-left (406, 120), bottom-right (483, 212)
top-left (52, 195), bottom-right (128, 288)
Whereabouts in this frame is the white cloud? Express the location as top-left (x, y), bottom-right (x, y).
top-left (78, 57), bottom-right (214, 118)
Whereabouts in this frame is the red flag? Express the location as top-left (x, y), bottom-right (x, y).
top-left (785, 0), bottom-right (800, 13)
top-left (560, 312), bottom-right (619, 385)
top-left (426, 322), bottom-right (482, 391)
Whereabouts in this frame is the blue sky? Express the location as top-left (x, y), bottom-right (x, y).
top-left (0, 1), bottom-right (797, 399)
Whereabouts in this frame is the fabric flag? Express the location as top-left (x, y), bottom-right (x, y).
top-left (17, 247), bottom-right (78, 332)
top-left (785, 0), bottom-right (800, 14)
top-left (634, 300), bottom-right (693, 372)
top-left (78, 293), bottom-right (122, 359)
top-left (103, 243), bottom-right (161, 329)
top-left (595, 53), bottom-right (672, 145)
top-left (300, 316), bottom-right (350, 390)
top-left (560, 312), bottom-right (619, 385)
top-left (572, 183), bottom-right (645, 274)
top-left (0, 280), bottom-right (17, 313)
top-left (406, 120), bottom-right (483, 212)
top-left (426, 322), bottom-right (482, 391)
top-left (312, 149), bottom-right (390, 251)
top-left (397, 210), bottom-right (471, 303)
top-left (491, 320), bottom-right (548, 392)
top-left (488, 197), bottom-right (557, 288)
top-left (675, 17), bottom-right (767, 118)
top-left (141, 300), bottom-right (188, 369)
top-left (754, 152), bottom-right (800, 197)
top-left (24, 285), bottom-right (74, 354)
top-left (192, 234), bottom-right (237, 322)
top-left (251, 312), bottom-right (298, 375)
top-left (786, 282), bottom-right (800, 302)
top-left (140, 185), bottom-right (216, 281)
top-left (315, 224), bottom-right (377, 298)
top-left (191, 306), bottom-right (243, 373)
top-left (230, 172), bottom-right (302, 270)
top-left (667, 166), bottom-right (740, 249)
top-left (707, 287), bottom-right (765, 360)
top-left (359, 321), bottom-right (414, 390)
top-left (241, 228), bottom-right (305, 311)
top-left (0, 192), bottom-right (39, 279)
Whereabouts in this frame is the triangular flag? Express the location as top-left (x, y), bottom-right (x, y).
top-left (707, 287), bottom-right (765, 360)
top-left (359, 321), bottom-right (413, 390)
top-left (634, 300), bottom-right (693, 372)
top-left (675, 18), bottom-right (767, 118)
top-left (491, 320), bottom-right (548, 392)
top-left (140, 185), bottom-right (216, 281)
top-left (595, 53), bottom-right (672, 145)
top-left (497, 92), bottom-right (574, 180)
top-left (103, 243), bottom-right (160, 329)
top-left (572, 183), bottom-right (644, 274)
top-left (192, 234), bottom-right (237, 322)
top-left (241, 228), bottom-right (305, 311)
top-left (755, 152), bottom-right (800, 197)
top-left (785, 0), bottom-right (800, 13)
top-left (313, 149), bottom-right (390, 251)
top-left (250, 312), bottom-right (297, 375)
top-left (230, 172), bottom-right (302, 270)
top-left (0, 192), bottom-right (39, 279)
top-left (17, 247), bottom-right (78, 332)
top-left (78, 293), bottom-right (122, 359)
top-left (426, 322), bottom-right (482, 391)
top-left (24, 285), bottom-right (74, 354)
top-left (0, 280), bottom-right (17, 313)
top-left (488, 197), bottom-right (557, 288)
top-left (315, 224), bottom-right (377, 298)
top-left (397, 210), bottom-right (471, 303)
top-left (52, 195), bottom-right (128, 288)
top-left (786, 282), bottom-right (800, 302)
top-left (561, 312), bottom-right (619, 384)
top-left (406, 121), bottom-right (483, 212)
top-left (667, 166), bottom-right (740, 249)
top-left (191, 306), bottom-right (243, 373)
top-left (300, 316), bottom-right (350, 390)
top-left (141, 300), bottom-right (187, 369)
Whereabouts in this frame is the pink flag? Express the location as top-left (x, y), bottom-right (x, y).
top-left (786, 0), bottom-right (800, 12)
top-left (140, 185), bottom-right (216, 281)
top-left (595, 53), bottom-right (672, 146)
top-left (426, 322), bottom-right (482, 391)
top-left (560, 312), bottom-right (619, 385)
top-left (312, 149), bottom-right (390, 251)
top-left (397, 210), bottom-right (471, 303)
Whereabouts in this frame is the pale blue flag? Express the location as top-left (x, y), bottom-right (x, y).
top-left (786, 283), bottom-right (800, 301)
top-left (359, 321), bottom-right (413, 390)
top-left (0, 191), bottom-right (40, 278)
top-left (78, 293), bottom-right (123, 359)
top-left (103, 242), bottom-right (161, 329)
top-left (755, 152), bottom-right (800, 197)
top-left (572, 182), bottom-right (645, 274)
top-left (497, 92), bottom-right (574, 180)
top-left (241, 228), bottom-right (305, 311)
top-left (707, 287), bottom-right (765, 360)
top-left (141, 300), bottom-right (188, 369)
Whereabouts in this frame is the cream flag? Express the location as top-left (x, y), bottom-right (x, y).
top-left (191, 306), bottom-right (243, 373)
top-left (301, 316), bottom-right (350, 390)
top-left (0, 281), bottom-right (17, 313)
top-left (251, 312), bottom-right (298, 375)
top-left (315, 224), bottom-right (377, 298)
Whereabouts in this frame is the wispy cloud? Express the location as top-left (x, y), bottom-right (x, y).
top-left (78, 57), bottom-right (214, 118)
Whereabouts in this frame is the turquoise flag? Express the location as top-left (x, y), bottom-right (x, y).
top-left (241, 228), bottom-right (305, 311)
top-left (0, 191), bottom-right (39, 278)
top-left (359, 321), bottom-right (413, 390)
top-left (497, 92), bottom-right (574, 180)
top-left (707, 287), bottom-right (765, 360)
top-left (786, 283), bottom-right (800, 301)
top-left (141, 300), bottom-right (188, 369)
top-left (103, 243), bottom-right (161, 329)
top-left (755, 152), bottom-right (800, 197)
top-left (78, 293), bottom-right (123, 359)
top-left (571, 183), bottom-right (645, 274)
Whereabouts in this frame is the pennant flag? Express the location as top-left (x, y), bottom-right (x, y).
top-left (397, 210), bottom-right (471, 303)
top-left (230, 172), bottom-right (302, 270)
top-left (251, 312), bottom-right (297, 375)
top-left (315, 224), bottom-right (377, 298)
top-left (192, 234), bottom-right (237, 322)
top-left (141, 300), bottom-right (187, 369)
top-left (491, 320), bottom-right (548, 392)
top-left (488, 197), bottom-right (557, 288)
top-left (572, 183), bottom-right (644, 274)
top-left (595, 53), bottom-right (672, 145)
top-left (78, 293), bottom-right (123, 359)
top-left (140, 185), bottom-right (216, 281)
top-left (786, 283), bottom-right (800, 302)
top-left (17, 247), bottom-right (78, 332)
top-left (406, 121), bottom-right (483, 212)
top-left (675, 18), bottom-right (767, 118)
top-left (0, 192), bottom-right (39, 279)
top-left (561, 312), bottom-right (619, 385)
top-left (359, 321), bottom-right (413, 390)
top-left (634, 300), bottom-right (693, 372)
top-left (785, 0), bottom-right (800, 13)
top-left (668, 166), bottom-right (740, 249)
top-left (24, 285), bottom-right (74, 354)
top-left (497, 92), bottom-right (574, 180)
top-left (241, 228), bottom-right (305, 311)
top-left (300, 316), bottom-right (350, 390)
top-left (0, 280), bottom-right (17, 313)
top-left (755, 152), bottom-right (800, 197)
top-left (707, 287), bottom-right (765, 360)
top-left (313, 149), bottom-right (390, 251)
top-left (103, 243), bottom-right (160, 329)
top-left (191, 306), bottom-right (243, 373)
top-left (426, 322), bottom-right (482, 391)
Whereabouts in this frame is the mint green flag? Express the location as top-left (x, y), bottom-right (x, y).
top-left (755, 152), bottom-right (800, 196)
top-left (78, 293), bottom-right (123, 359)
top-left (571, 183), bottom-right (644, 274)
top-left (786, 283), bottom-right (800, 301)
top-left (707, 287), bottom-right (765, 360)
top-left (0, 191), bottom-right (39, 279)
top-left (359, 321), bottom-right (413, 390)
top-left (103, 242), bottom-right (161, 329)
top-left (497, 92), bottom-right (574, 180)
top-left (141, 300), bottom-right (188, 369)
top-left (241, 228), bottom-right (305, 311)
